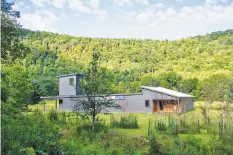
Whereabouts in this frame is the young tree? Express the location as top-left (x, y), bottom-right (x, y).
top-left (201, 74), bottom-right (230, 132)
top-left (73, 51), bottom-right (120, 131)
top-left (1, 0), bottom-right (29, 63)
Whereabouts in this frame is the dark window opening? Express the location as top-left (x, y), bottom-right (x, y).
top-left (159, 101), bottom-right (163, 110)
top-left (59, 99), bottom-right (63, 104)
top-left (145, 100), bottom-right (150, 107)
top-left (69, 78), bottom-right (74, 86)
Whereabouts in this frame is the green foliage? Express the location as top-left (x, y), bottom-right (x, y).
top-left (157, 121), bottom-right (167, 133)
top-left (13, 28), bottom-right (233, 100)
top-left (1, 109), bottom-right (61, 154)
top-left (76, 120), bottom-right (108, 136)
top-left (48, 109), bottom-right (59, 122)
top-left (1, 0), bottom-right (29, 63)
top-left (167, 136), bottom-right (201, 155)
top-left (18, 147), bottom-right (36, 155)
top-left (158, 72), bottom-right (182, 90)
top-left (111, 114), bottom-right (139, 129)
top-left (73, 51), bottom-right (120, 131)
top-left (1, 64), bottom-right (33, 111)
top-left (148, 136), bottom-right (162, 155)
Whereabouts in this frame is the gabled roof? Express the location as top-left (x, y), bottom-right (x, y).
top-left (55, 73), bottom-right (84, 78)
top-left (141, 86), bottom-right (194, 98)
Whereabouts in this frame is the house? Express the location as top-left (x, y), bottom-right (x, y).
top-left (41, 73), bottom-right (195, 113)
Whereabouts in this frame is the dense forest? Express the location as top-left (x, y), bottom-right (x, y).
top-left (2, 0), bottom-right (233, 154)
top-left (16, 28), bottom-right (233, 100)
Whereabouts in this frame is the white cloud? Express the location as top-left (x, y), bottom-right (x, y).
top-left (115, 0), bottom-right (149, 6)
top-left (31, 0), bottom-right (66, 8)
top-left (205, 0), bottom-right (228, 5)
top-left (19, 10), bottom-right (59, 32)
top-left (61, 12), bottom-right (67, 18)
top-left (31, 0), bottom-right (47, 7)
top-left (50, 0), bottom-right (66, 8)
top-left (136, 11), bottom-right (153, 21)
top-left (154, 3), bottom-right (164, 9)
top-left (176, 0), bottom-right (183, 2)
top-left (115, 0), bottom-right (132, 6)
top-left (115, 2), bottom-right (233, 40)
top-left (67, 0), bottom-right (106, 19)
top-left (136, 0), bottom-right (149, 5)
top-left (89, 0), bottom-right (100, 9)
top-left (68, 0), bottom-right (91, 12)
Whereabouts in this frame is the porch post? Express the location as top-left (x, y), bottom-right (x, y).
top-left (43, 100), bottom-right (46, 111)
top-left (178, 98), bottom-right (180, 113)
top-left (55, 99), bottom-right (57, 110)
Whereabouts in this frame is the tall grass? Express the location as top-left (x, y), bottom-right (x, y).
top-left (110, 114), bottom-right (139, 129)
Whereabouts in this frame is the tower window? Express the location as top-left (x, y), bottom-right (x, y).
top-left (145, 100), bottom-right (150, 107)
top-left (59, 99), bottom-right (63, 104)
top-left (69, 78), bottom-right (74, 86)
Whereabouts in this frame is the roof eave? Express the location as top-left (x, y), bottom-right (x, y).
top-left (55, 73), bottom-right (84, 78)
top-left (141, 86), bottom-right (194, 99)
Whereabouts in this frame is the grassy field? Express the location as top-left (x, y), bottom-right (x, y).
top-left (28, 100), bottom-right (231, 144)
top-left (28, 100), bottom-right (58, 111)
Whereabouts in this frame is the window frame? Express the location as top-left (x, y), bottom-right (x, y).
top-left (145, 100), bottom-right (150, 107)
top-left (69, 78), bottom-right (74, 86)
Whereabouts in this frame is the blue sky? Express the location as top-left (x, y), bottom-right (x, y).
top-left (15, 0), bottom-right (233, 40)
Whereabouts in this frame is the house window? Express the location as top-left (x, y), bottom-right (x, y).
top-left (145, 100), bottom-right (150, 107)
top-left (69, 78), bottom-right (74, 86)
top-left (159, 101), bottom-right (163, 110)
top-left (59, 99), bottom-right (63, 104)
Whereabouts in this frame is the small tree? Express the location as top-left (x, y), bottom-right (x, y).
top-left (73, 51), bottom-right (120, 131)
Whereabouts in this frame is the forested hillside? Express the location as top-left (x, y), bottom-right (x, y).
top-left (18, 29), bottom-right (233, 100)
top-left (2, 1), bottom-right (233, 154)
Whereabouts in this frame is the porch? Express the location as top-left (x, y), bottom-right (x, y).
top-left (152, 99), bottom-right (180, 113)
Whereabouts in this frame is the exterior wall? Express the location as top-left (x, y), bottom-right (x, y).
top-left (57, 89), bottom-right (194, 113)
top-left (59, 75), bottom-right (77, 96)
top-left (59, 98), bottom-right (77, 111)
top-left (180, 98), bottom-right (194, 112)
top-left (76, 76), bottom-right (83, 95)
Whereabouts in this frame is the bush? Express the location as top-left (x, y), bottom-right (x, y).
top-left (148, 136), bottom-right (162, 155)
top-left (111, 114), bottom-right (139, 129)
top-left (76, 120), bottom-right (108, 136)
top-left (157, 121), bottom-right (167, 133)
top-left (48, 109), bottom-right (59, 122)
top-left (19, 147), bottom-right (36, 155)
top-left (59, 112), bottom-right (66, 124)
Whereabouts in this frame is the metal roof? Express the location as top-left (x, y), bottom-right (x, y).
top-left (40, 93), bottom-right (143, 100)
top-left (55, 73), bottom-right (84, 78)
top-left (141, 86), bottom-right (194, 98)
top-left (40, 95), bottom-right (83, 100)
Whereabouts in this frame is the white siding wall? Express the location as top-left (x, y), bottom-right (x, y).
top-left (59, 75), bottom-right (77, 96)
top-left (58, 88), bottom-right (194, 113)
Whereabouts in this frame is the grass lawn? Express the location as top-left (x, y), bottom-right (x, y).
top-left (28, 101), bottom-right (229, 144)
top-left (28, 100), bottom-right (58, 111)
top-left (97, 109), bottom-right (222, 137)
top-left (178, 129), bottom-right (216, 144)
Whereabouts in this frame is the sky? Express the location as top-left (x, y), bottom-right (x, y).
top-left (14, 0), bottom-right (233, 40)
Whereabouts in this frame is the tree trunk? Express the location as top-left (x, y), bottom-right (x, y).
top-left (92, 115), bottom-right (95, 132)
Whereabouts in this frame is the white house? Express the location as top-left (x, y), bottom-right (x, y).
top-left (41, 73), bottom-right (195, 113)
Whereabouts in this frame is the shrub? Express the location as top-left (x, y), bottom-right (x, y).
top-left (18, 147), bottom-right (36, 155)
top-left (148, 136), bottom-right (162, 155)
top-left (76, 120), bottom-right (108, 136)
top-left (59, 112), bottom-right (66, 124)
top-left (48, 109), bottom-right (59, 122)
top-left (111, 114), bottom-right (139, 129)
top-left (157, 121), bottom-right (167, 133)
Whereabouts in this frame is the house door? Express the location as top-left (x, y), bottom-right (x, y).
top-left (153, 100), bottom-right (158, 112)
